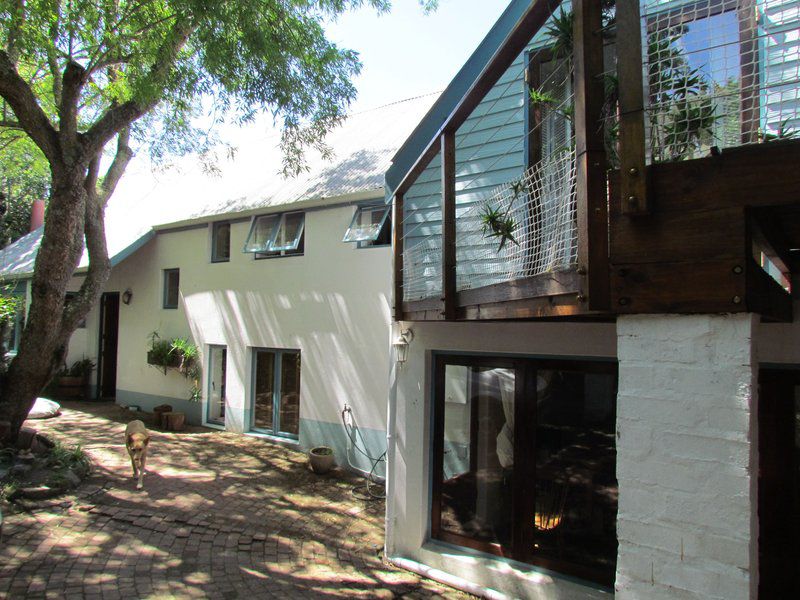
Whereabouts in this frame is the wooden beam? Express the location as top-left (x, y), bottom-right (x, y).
top-left (617, 0), bottom-right (649, 215)
top-left (625, 140), bottom-right (800, 212)
top-left (456, 271), bottom-right (582, 307)
top-left (441, 131), bottom-right (457, 320)
top-left (746, 258), bottom-right (793, 323)
top-left (573, 0), bottom-right (610, 311)
top-left (393, 192), bottom-right (405, 321)
top-left (393, 0), bottom-right (560, 198)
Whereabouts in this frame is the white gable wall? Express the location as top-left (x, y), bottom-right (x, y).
top-left (62, 201), bottom-right (392, 474)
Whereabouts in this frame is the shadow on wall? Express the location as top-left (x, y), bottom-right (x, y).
top-left (184, 287), bottom-right (392, 448)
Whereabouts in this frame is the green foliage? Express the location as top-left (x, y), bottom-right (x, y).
top-left (0, 0), bottom-right (439, 176)
top-left (0, 290), bottom-right (20, 328)
top-left (46, 442), bottom-right (90, 478)
top-left (529, 88), bottom-right (557, 106)
top-left (65, 358), bottom-right (95, 378)
top-left (0, 136), bottom-right (49, 247)
top-left (147, 331), bottom-right (202, 401)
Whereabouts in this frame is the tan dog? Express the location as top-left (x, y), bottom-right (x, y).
top-left (125, 420), bottom-right (150, 489)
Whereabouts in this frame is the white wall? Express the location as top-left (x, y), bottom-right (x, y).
top-left (387, 320), bottom-right (617, 599)
top-left (615, 314), bottom-right (758, 600)
top-left (64, 200), bottom-right (392, 469)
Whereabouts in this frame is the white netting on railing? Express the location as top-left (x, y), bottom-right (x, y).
top-left (455, 150), bottom-right (577, 291)
top-left (641, 0), bottom-right (800, 163)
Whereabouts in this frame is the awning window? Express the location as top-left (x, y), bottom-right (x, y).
top-left (343, 204), bottom-right (391, 243)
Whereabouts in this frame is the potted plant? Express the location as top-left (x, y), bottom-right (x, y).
top-left (56, 358), bottom-right (95, 399)
top-left (308, 446), bottom-right (335, 474)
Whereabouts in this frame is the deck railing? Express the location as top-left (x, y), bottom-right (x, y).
top-left (394, 0), bottom-right (800, 321)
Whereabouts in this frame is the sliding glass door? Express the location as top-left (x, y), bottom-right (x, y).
top-left (432, 354), bottom-right (618, 586)
top-left (252, 348), bottom-right (301, 439)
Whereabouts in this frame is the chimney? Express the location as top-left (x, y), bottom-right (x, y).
top-left (30, 199), bottom-right (45, 232)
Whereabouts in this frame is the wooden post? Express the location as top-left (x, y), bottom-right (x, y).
top-left (393, 192), bottom-right (405, 321)
top-left (573, 0), bottom-right (610, 311)
top-left (441, 131), bottom-right (457, 320)
top-left (617, 0), bottom-right (649, 215)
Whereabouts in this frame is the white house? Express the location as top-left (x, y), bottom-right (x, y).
top-left (0, 94), bottom-right (435, 476)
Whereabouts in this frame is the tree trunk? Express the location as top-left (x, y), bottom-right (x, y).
top-left (0, 163), bottom-right (111, 444)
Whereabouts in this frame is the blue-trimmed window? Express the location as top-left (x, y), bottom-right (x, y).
top-left (343, 203), bottom-right (391, 248)
top-left (251, 348), bottom-right (301, 439)
top-left (2, 281), bottom-right (26, 354)
top-left (211, 221), bottom-right (231, 263)
top-left (243, 212), bottom-right (305, 259)
top-left (163, 268), bottom-right (180, 309)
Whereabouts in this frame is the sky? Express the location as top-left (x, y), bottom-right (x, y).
top-left (325, 0), bottom-right (511, 112)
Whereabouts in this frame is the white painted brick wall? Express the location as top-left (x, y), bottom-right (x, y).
top-left (616, 314), bottom-right (757, 600)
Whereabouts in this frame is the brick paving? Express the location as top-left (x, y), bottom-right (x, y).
top-left (0, 402), bottom-right (470, 599)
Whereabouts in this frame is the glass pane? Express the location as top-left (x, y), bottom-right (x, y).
top-left (244, 214), bottom-right (279, 253)
top-left (440, 365), bottom-right (515, 548)
top-left (532, 369), bottom-right (617, 577)
top-left (253, 351), bottom-right (275, 431)
top-left (343, 205), bottom-right (390, 242)
top-left (164, 270), bottom-right (179, 308)
top-left (208, 347), bottom-right (226, 425)
top-left (213, 223), bottom-right (231, 261)
top-left (279, 352), bottom-right (301, 436)
top-left (269, 212), bottom-right (305, 251)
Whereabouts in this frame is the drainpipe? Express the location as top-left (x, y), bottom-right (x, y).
top-left (384, 322), bottom-right (401, 559)
top-left (30, 199), bottom-right (45, 231)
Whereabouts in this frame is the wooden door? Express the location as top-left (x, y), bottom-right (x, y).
top-left (96, 293), bottom-right (119, 400)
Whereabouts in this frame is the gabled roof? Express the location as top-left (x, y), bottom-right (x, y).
top-left (385, 0), bottom-right (534, 198)
top-left (0, 93), bottom-right (437, 280)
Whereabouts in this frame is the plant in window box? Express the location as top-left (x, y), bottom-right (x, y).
top-left (146, 332), bottom-right (202, 402)
top-left (56, 358), bottom-right (95, 399)
top-left (146, 332), bottom-right (180, 373)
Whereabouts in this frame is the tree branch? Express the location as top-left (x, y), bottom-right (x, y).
top-left (58, 60), bottom-right (88, 149)
top-left (47, 1), bottom-right (63, 107)
top-left (6, 0), bottom-right (26, 65)
top-left (0, 119), bottom-right (24, 130)
top-left (0, 51), bottom-right (60, 163)
top-left (84, 18), bottom-right (194, 157)
top-left (99, 128), bottom-right (132, 205)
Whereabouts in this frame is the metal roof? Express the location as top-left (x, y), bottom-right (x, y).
top-left (0, 93), bottom-right (437, 280)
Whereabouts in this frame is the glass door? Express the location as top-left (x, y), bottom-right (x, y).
top-left (251, 348), bottom-right (301, 439)
top-left (207, 346), bottom-right (227, 425)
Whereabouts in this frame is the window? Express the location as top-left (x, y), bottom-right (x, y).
top-left (207, 346), bottom-right (227, 426)
top-left (251, 348), bottom-right (300, 439)
top-left (243, 211), bottom-right (305, 258)
top-left (211, 222), bottom-right (231, 263)
top-left (432, 354), bottom-right (618, 586)
top-left (343, 204), bottom-right (392, 247)
top-left (2, 281), bottom-right (26, 354)
top-left (163, 269), bottom-right (180, 309)
top-left (64, 292), bottom-right (87, 328)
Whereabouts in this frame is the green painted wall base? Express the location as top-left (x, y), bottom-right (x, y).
top-left (116, 389), bottom-right (203, 424)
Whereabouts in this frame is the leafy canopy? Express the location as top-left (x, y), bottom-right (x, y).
top-left (0, 0), bottom-right (437, 174)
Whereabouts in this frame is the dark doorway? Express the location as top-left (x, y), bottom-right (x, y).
top-left (758, 368), bottom-right (800, 599)
top-left (96, 292), bottom-right (120, 400)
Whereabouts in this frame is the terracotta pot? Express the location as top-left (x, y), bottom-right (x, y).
top-left (309, 446), bottom-right (335, 474)
top-left (164, 412), bottom-right (186, 432)
top-left (153, 404), bottom-right (173, 428)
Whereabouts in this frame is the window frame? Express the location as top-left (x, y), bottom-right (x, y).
top-left (430, 352), bottom-right (618, 587)
top-left (162, 268), bottom-right (180, 309)
top-left (250, 347), bottom-right (301, 440)
top-left (211, 221), bottom-right (231, 263)
top-left (3, 281), bottom-right (27, 355)
top-left (343, 202), bottom-right (392, 248)
top-left (243, 211), bottom-right (306, 259)
top-left (206, 344), bottom-right (227, 427)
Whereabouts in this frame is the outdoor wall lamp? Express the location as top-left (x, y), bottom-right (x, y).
top-left (122, 288), bottom-right (133, 305)
top-left (393, 329), bottom-right (414, 364)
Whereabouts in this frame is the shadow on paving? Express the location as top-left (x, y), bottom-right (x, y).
top-left (0, 401), bottom-right (471, 599)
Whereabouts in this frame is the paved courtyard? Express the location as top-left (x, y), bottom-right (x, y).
top-left (0, 402), bottom-right (469, 599)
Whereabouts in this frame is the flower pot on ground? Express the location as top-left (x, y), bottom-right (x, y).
top-left (55, 358), bottom-right (95, 399)
top-left (164, 412), bottom-right (186, 432)
top-left (309, 446), bottom-right (335, 474)
top-left (153, 404), bottom-right (173, 429)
